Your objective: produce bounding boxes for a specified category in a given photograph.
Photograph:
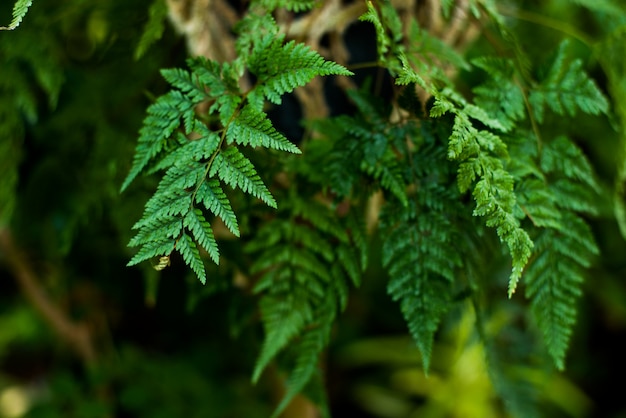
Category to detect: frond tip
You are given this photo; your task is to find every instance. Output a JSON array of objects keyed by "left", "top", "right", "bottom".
[{"left": 0, "top": 0, "right": 33, "bottom": 30}]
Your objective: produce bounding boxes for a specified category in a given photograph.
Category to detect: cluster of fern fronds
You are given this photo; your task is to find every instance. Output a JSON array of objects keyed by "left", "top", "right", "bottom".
[{"left": 122, "top": 0, "right": 618, "bottom": 416}]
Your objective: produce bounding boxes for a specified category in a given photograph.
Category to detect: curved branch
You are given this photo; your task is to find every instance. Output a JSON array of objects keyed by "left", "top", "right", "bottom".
[{"left": 0, "top": 229, "right": 97, "bottom": 365}]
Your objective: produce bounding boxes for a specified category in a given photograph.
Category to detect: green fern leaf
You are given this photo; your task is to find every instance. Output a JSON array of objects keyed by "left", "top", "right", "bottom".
[
  {"left": 0, "top": 0, "right": 33, "bottom": 30},
  {"left": 247, "top": 196, "right": 362, "bottom": 397},
  {"left": 258, "top": 0, "right": 319, "bottom": 12},
  {"left": 160, "top": 68, "right": 209, "bottom": 103},
  {"left": 381, "top": 190, "right": 462, "bottom": 372},
  {"left": 287, "top": 198, "right": 346, "bottom": 240},
  {"left": 234, "top": 13, "right": 279, "bottom": 58},
  {"left": 195, "top": 180, "right": 239, "bottom": 237},
  {"left": 525, "top": 213, "right": 598, "bottom": 369},
  {"left": 227, "top": 106, "right": 301, "bottom": 153},
  {"left": 149, "top": 126, "right": 220, "bottom": 174},
  {"left": 362, "top": 155, "right": 408, "bottom": 206},
  {"left": 176, "top": 233, "right": 208, "bottom": 284},
  {"left": 187, "top": 58, "right": 242, "bottom": 122},
  {"left": 437, "top": 106, "right": 533, "bottom": 296},
  {"left": 272, "top": 311, "right": 334, "bottom": 418},
  {"left": 471, "top": 57, "right": 525, "bottom": 132},
  {"left": 252, "top": 291, "right": 313, "bottom": 382},
  {"left": 209, "top": 147, "right": 277, "bottom": 208},
  {"left": 134, "top": 0, "right": 168, "bottom": 60},
  {"left": 248, "top": 35, "right": 352, "bottom": 105},
  {"left": 128, "top": 216, "right": 182, "bottom": 248},
  {"left": 183, "top": 208, "right": 219, "bottom": 265},
  {"left": 530, "top": 41, "right": 608, "bottom": 123},
  {"left": 121, "top": 90, "right": 199, "bottom": 191},
  {"left": 515, "top": 179, "right": 562, "bottom": 229},
  {"left": 360, "top": 1, "right": 392, "bottom": 59},
  {"left": 359, "top": 0, "right": 405, "bottom": 70},
  {"left": 512, "top": 135, "right": 601, "bottom": 369}
]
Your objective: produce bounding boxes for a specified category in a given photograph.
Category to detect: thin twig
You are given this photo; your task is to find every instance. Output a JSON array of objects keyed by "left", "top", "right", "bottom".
[{"left": 0, "top": 229, "right": 97, "bottom": 365}]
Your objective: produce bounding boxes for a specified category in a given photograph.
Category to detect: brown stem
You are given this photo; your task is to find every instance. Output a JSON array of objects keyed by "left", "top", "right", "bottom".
[{"left": 0, "top": 229, "right": 97, "bottom": 365}]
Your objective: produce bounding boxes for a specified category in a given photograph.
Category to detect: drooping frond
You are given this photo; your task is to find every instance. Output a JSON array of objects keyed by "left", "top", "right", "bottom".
[
  {"left": 513, "top": 136, "right": 601, "bottom": 369},
  {"left": 431, "top": 97, "right": 533, "bottom": 297},
  {"left": 380, "top": 157, "right": 464, "bottom": 371},
  {"left": 272, "top": 304, "right": 334, "bottom": 418},
  {"left": 246, "top": 196, "right": 363, "bottom": 413},
  {"left": 525, "top": 213, "right": 598, "bottom": 369},
  {"left": 0, "top": 0, "right": 33, "bottom": 30}
]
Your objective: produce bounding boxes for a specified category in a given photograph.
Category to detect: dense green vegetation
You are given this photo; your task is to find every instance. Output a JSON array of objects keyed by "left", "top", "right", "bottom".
[{"left": 1, "top": 0, "right": 626, "bottom": 417}]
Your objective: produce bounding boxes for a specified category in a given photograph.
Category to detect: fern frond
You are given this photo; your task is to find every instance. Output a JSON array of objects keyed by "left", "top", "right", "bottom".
[
  {"left": 246, "top": 196, "right": 362, "bottom": 407},
  {"left": 187, "top": 58, "right": 242, "bottom": 121},
  {"left": 128, "top": 148, "right": 241, "bottom": 280},
  {"left": 471, "top": 58, "right": 526, "bottom": 131},
  {"left": 439, "top": 107, "right": 533, "bottom": 296},
  {"left": 529, "top": 41, "right": 608, "bottom": 123},
  {"left": 227, "top": 106, "right": 301, "bottom": 153},
  {"left": 183, "top": 208, "right": 219, "bottom": 265},
  {"left": 258, "top": 0, "right": 319, "bottom": 12},
  {"left": 234, "top": 13, "right": 279, "bottom": 58},
  {"left": 406, "top": 20, "right": 470, "bottom": 86},
  {"left": 515, "top": 178, "right": 562, "bottom": 229},
  {"left": 209, "top": 147, "right": 277, "bottom": 208},
  {"left": 0, "top": 0, "right": 33, "bottom": 30},
  {"left": 134, "top": 0, "right": 168, "bottom": 60},
  {"left": 510, "top": 134, "right": 601, "bottom": 369},
  {"left": 364, "top": 160, "right": 408, "bottom": 206},
  {"left": 121, "top": 90, "right": 198, "bottom": 191},
  {"left": 381, "top": 199, "right": 460, "bottom": 372},
  {"left": 360, "top": 1, "right": 394, "bottom": 60},
  {"left": 525, "top": 213, "right": 598, "bottom": 369},
  {"left": 252, "top": 289, "right": 314, "bottom": 383},
  {"left": 540, "top": 136, "right": 599, "bottom": 189},
  {"left": 247, "top": 34, "right": 352, "bottom": 105},
  {"left": 359, "top": 0, "right": 406, "bottom": 67},
  {"left": 128, "top": 238, "right": 176, "bottom": 267},
  {"left": 176, "top": 233, "right": 208, "bottom": 284},
  {"left": 195, "top": 180, "right": 239, "bottom": 237},
  {"left": 290, "top": 197, "right": 349, "bottom": 241},
  {"left": 160, "top": 68, "right": 210, "bottom": 103},
  {"left": 272, "top": 307, "right": 334, "bottom": 418}
]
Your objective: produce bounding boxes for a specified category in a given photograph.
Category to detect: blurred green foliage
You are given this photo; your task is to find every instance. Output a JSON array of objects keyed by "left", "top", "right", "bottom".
[{"left": 0, "top": 0, "right": 625, "bottom": 417}]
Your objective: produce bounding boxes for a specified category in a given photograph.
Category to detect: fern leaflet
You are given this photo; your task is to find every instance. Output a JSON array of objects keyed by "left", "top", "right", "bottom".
[
  {"left": 247, "top": 33, "right": 352, "bottom": 106},
  {"left": 529, "top": 41, "right": 608, "bottom": 123},
  {"left": 134, "top": 0, "right": 168, "bottom": 60},
  {"left": 0, "top": 0, "right": 33, "bottom": 30}
]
